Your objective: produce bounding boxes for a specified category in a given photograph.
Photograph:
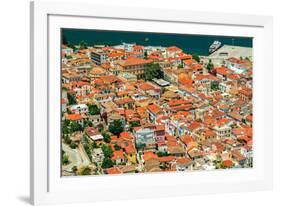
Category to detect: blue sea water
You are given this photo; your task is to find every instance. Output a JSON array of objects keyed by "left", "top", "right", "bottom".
[{"left": 62, "top": 28, "right": 252, "bottom": 56}]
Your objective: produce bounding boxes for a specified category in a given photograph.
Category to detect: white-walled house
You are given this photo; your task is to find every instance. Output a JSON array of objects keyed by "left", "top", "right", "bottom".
[{"left": 70, "top": 104, "right": 88, "bottom": 114}]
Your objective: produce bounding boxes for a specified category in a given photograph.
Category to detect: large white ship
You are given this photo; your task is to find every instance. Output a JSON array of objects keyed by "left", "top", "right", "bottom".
[{"left": 209, "top": 41, "right": 222, "bottom": 54}]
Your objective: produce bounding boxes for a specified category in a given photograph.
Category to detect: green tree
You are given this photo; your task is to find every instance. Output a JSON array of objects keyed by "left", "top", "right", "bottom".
[
  {"left": 144, "top": 63, "right": 164, "bottom": 81},
  {"left": 72, "top": 166, "right": 78, "bottom": 175},
  {"left": 211, "top": 81, "right": 219, "bottom": 91},
  {"left": 144, "top": 51, "right": 148, "bottom": 59},
  {"left": 129, "top": 121, "right": 140, "bottom": 131},
  {"left": 178, "top": 63, "right": 184, "bottom": 68},
  {"left": 63, "top": 134, "right": 71, "bottom": 145},
  {"left": 87, "top": 104, "right": 100, "bottom": 115},
  {"left": 83, "top": 143, "right": 92, "bottom": 160},
  {"left": 206, "top": 59, "right": 214, "bottom": 73},
  {"left": 70, "top": 141, "right": 78, "bottom": 149},
  {"left": 97, "top": 123, "right": 104, "bottom": 132},
  {"left": 114, "top": 144, "right": 121, "bottom": 151},
  {"left": 192, "top": 54, "right": 200, "bottom": 63},
  {"left": 62, "top": 153, "right": 69, "bottom": 165},
  {"left": 109, "top": 119, "right": 124, "bottom": 137},
  {"left": 79, "top": 40, "right": 88, "bottom": 50},
  {"left": 69, "top": 121, "right": 83, "bottom": 133},
  {"left": 92, "top": 141, "right": 98, "bottom": 149},
  {"left": 101, "top": 144, "right": 113, "bottom": 158},
  {"left": 101, "top": 158, "right": 114, "bottom": 169},
  {"left": 67, "top": 93, "right": 77, "bottom": 105},
  {"left": 85, "top": 120, "right": 93, "bottom": 127},
  {"left": 101, "top": 131, "right": 111, "bottom": 143},
  {"left": 79, "top": 166, "right": 91, "bottom": 175},
  {"left": 62, "top": 125, "right": 69, "bottom": 135},
  {"left": 156, "top": 151, "right": 169, "bottom": 157},
  {"left": 63, "top": 119, "right": 70, "bottom": 127}
]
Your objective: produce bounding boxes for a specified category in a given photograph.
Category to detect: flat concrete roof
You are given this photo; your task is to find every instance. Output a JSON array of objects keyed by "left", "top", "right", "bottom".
[{"left": 208, "top": 45, "right": 252, "bottom": 59}]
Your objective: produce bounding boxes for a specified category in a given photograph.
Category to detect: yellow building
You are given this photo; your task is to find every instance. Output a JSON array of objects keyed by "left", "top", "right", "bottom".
[{"left": 116, "top": 57, "right": 152, "bottom": 79}]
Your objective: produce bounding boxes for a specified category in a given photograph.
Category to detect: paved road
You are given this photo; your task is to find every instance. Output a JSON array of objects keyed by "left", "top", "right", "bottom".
[
  {"left": 62, "top": 143, "right": 82, "bottom": 172},
  {"left": 77, "top": 143, "right": 91, "bottom": 165}
]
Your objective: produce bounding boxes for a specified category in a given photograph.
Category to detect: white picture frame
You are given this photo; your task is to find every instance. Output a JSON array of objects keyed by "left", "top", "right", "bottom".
[{"left": 30, "top": 0, "right": 273, "bottom": 205}]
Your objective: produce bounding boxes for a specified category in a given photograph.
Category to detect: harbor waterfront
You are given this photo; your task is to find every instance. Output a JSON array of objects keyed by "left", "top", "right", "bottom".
[
  {"left": 61, "top": 29, "right": 253, "bottom": 176},
  {"left": 62, "top": 28, "right": 253, "bottom": 56}
]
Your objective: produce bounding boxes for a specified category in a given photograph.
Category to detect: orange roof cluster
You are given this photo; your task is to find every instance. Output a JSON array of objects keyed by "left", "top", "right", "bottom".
[
  {"left": 195, "top": 74, "right": 219, "bottom": 81},
  {"left": 143, "top": 151, "right": 158, "bottom": 161},
  {"left": 165, "top": 133, "right": 177, "bottom": 144},
  {"left": 178, "top": 53, "right": 192, "bottom": 60},
  {"left": 67, "top": 113, "right": 83, "bottom": 121},
  {"left": 118, "top": 57, "right": 152, "bottom": 67},
  {"left": 115, "top": 97, "right": 134, "bottom": 105},
  {"left": 112, "top": 150, "right": 124, "bottom": 160},
  {"left": 246, "top": 114, "right": 253, "bottom": 122},
  {"left": 158, "top": 156, "right": 175, "bottom": 162},
  {"left": 168, "top": 99, "right": 188, "bottom": 107},
  {"left": 108, "top": 52, "right": 124, "bottom": 58},
  {"left": 99, "top": 75, "right": 121, "bottom": 84},
  {"left": 178, "top": 73, "right": 193, "bottom": 87},
  {"left": 147, "top": 104, "right": 161, "bottom": 115},
  {"left": 180, "top": 135, "right": 194, "bottom": 145},
  {"left": 71, "top": 81, "right": 90, "bottom": 87},
  {"left": 215, "top": 66, "right": 233, "bottom": 76},
  {"left": 239, "top": 87, "right": 252, "bottom": 96},
  {"left": 227, "top": 57, "right": 251, "bottom": 65},
  {"left": 139, "top": 82, "right": 155, "bottom": 91},
  {"left": 143, "top": 151, "right": 175, "bottom": 162},
  {"left": 155, "top": 124, "right": 165, "bottom": 131},
  {"left": 133, "top": 45, "right": 144, "bottom": 50},
  {"left": 216, "top": 118, "right": 231, "bottom": 127},
  {"left": 187, "top": 121, "right": 201, "bottom": 131},
  {"left": 105, "top": 167, "right": 122, "bottom": 175},
  {"left": 122, "top": 141, "right": 136, "bottom": 154},
  {"left": 119, "top": 131, "right": 133, "bottom": 140},
  {"left": 204, "top": 129, "right": 215, "bottom": 137},
  {"left": 177, "top": 157, "right": 192, "bottom": 165},
  {"left": 222, "top": 160, "right": 233, "bottom": 168},
  {"left": 166, "top": 46, "right": 182, "bottom": 51}
]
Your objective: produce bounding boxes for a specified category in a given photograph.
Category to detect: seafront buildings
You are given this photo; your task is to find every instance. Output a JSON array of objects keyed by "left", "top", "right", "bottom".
[{"left": 61, "top": 42, "right": 253, "bottom": 176}]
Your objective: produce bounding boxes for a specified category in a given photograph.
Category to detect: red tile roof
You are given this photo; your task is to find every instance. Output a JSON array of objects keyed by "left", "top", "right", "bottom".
[
  {"left": 177, "top": 157, "right": 192, "bottom": 165},
  {"left": 158, "top": 156, "right": 175, "bottom": 162},
  {"left": 222, "top": 160, "right": 233, "bottom": 168},
  {"left": 139, "top": 82, "right": 155, "bottom": 91},
  {"left": 118, "top": 57, "right": 152, "bottom": 67},
  {"left": 108, "top": 52, "right": 124, "bottom": 58},
  {"left": 105, "top": 167, "right": 122, "bottom": 174},
  {"left": 67, "top": 114, "right": 83, "bottom": 121},
  {"left": 143, "top": 151, "right": 158, "bottom": 161},
  {"left": 187, "top": 121, "right": 201, "bottom": 131},
  {"left": 147, "top": 104, "right": 161, "bottom": 115},
  {"left": 166, "top": 46, "right": 182, "bottom": 51},
  {"left": 119, "top": 131, "right": 133, "bottom": 140},
  {"left": 112, "top": 151, "right": 124, "bottom": 160},
  {"left": 215, "top": 66, "right": 232, "bottom": 76},
  {"left": 180, "top": 135, "right": 195, "bottom": 145},
  {"left": 133, "top": 45, "right": 144, "bottom": 50}
]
